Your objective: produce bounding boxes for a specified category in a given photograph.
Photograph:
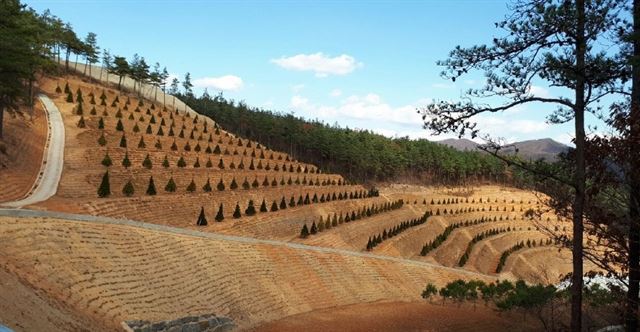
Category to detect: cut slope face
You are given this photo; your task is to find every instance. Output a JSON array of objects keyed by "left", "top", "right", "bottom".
[
  {"left": 0, "top": 102, "right": 47, "bottom": 202},
  {"left": 0, "top": 215, "right": 493, "bottom": 330}
]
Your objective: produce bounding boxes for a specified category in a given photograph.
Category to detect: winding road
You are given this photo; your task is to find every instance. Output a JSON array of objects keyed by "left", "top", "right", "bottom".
[{"left": 2, "top": 94, "right": 65, "bottom": 208}]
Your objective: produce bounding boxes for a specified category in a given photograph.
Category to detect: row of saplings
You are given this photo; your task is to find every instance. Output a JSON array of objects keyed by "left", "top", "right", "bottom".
[
  {"left": 99, "top": 145, "right": 317, "bottom": 175},
  {"left": 431, "top": 204, "right": 526, "bottom": 216},
  {"left": 428, "top": 197, "right": 533, "bottom": 205},
  {"left": 97, "top": 170, "right": 351, "bottom": 197},
  {"left": 193, "top": 189, "right": 381, "bottom": 225},
  {"left": 67, "top": 82, "right": 320, "bottom": 174},
  {"left": 421, "top": 278, "right": 621, "bottom": 331},
  {"left": 495, "top": 238, "right": 555, "bottom": 273},
  {"left": 299, "top": 199, "right": 402, "bottom": 238},
  {"left": 420, "top": 215, "right": 524, "bottom": 256},
  {"left": 366, "top": 210, "right": 431, "bottom": 250},
  {"left": 98, "top": 170, "right": 375, "bottom": 203}
]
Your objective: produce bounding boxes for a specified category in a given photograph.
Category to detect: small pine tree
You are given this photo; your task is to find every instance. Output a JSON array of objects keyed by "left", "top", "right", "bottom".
[
  {"left": 77, "top": 116, "right": 86, "bottom": 128},
  {"left": 55, "top": 83, "right": 62, "bottom": 93},
  {"left": 66, "top": 91, "right": 73, "bottom": 103},
  {"left": 98, "top": 117, "right": 105, "bottom": 129},
  {"left": 98, "top": 132, "right": 107, "bottom": 146},
  {"left": 116, "top": 119, "right": 124, "bottom": 131},
  {"left": 310, "top": 221, "right": 318, "bottom": 234},
  {"left": 122, "top": 180, "right": 135, "bottom": 197},
  {"left": 300, "top": 224, "right": 310, "bottom": 238},
  {"left": 177, "top": 156, "right": 187, "bottom": 168},
  {"left": 202, "top": 178, "right": 212, "bottom": 192},
  {"left": 270, "top": 201, "right": 279, "bottom": 212},
  {"left": 186, "top": 179, "right": 196, "bottom": 192},
  {"left": 162, "top": 155, "right": 170, "bottom": 168},
  {"left": 230, "top": 177, "right": 238, "bottom": 190},
  {"left": 196, "top": 207, "right": 207, "bottom": 226},
  {"left": 217, "top": 178, "right": 225, "bottom": 191},
  {"left": 122, "top": 152, "right": 132, "bottom": 168},
  {"left": 260, "top": 199, "right": 268, "bottom": 212},
  {"left": 146, "top": 176, "right": 157, "bottom": 195},
  {"left": 97, "top": 171, "right": 111, "bottom": 197},
  {"left": 215, "top": 203, "right": 224, "bottom": 222},
  {"left": 119, "top": 135, "right": 127, "bottom": 148},
  {"left": 233, "top": 203, "right": 242, "bottom": 218},
  {"left": 101, "top": 152, "right": 112, "bottom": 167},
  {"left": 165, "top": 177, "right": 177, "bottom": 192},
  {"left": 142, "top": 154, "right": 152, "bottom": 169},
  {"left": 245, "top": 200, "right": 257, "bottom": 216}
]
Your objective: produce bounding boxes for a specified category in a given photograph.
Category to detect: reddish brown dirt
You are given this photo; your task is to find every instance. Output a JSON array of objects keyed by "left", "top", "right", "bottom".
[
  {"left": 0, "top": 102, "right": 47, "bottom": 202},
  {"left": 250, "top": 301, "right": 542, "bottom": 332}
]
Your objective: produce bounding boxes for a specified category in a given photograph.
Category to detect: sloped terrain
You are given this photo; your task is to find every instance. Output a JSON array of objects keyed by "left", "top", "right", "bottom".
[
  {"left": 0, "top": 102, "right": 47, "bottom": 203},
  {"left": 0, "top": 215, "right": 493, "bottom": 330}
]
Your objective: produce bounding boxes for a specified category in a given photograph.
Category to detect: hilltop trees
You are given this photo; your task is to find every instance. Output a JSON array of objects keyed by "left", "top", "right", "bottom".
[
  {"left": 0, "top": 0, "right": 56, "bottom": 138},
  {"left": 83, "top": 32, "right": 99, "bottom": 77},
  {"left": 417, "top": 1, "right": 625, "bottom": 329}
]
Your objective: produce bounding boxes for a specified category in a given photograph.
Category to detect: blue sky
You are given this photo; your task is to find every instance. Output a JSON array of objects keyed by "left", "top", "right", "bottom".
[{"left": 26, "top": 0, "right": 607, "bottom": 145}]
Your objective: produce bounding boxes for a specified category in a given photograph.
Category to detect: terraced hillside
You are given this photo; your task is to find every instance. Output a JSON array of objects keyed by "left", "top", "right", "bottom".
[
  {"left": 32, "top": 75, "right": 379, "bottom": 241},
  {"left": 0, "top": 214, "right": 492, "bottom": 330},
  {"left": 0, "top": 70, "right": 587, "bottom": 331}
]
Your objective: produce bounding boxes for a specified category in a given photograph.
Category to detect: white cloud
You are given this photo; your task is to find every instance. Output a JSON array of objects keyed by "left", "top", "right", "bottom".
[
  {"left": 330, "top": 89, "right": 342, "bottom": 97},
  {"left": 289, "top": 93, "right": 422, "bottom": 126},
  {"left": 193, "top": 75, "right": 244, "bottom": 91},
  {"left": 271, "top": 52, "right": 363, "bottom": 77},
  {"left": 529, "top": 85, "right": 551, "bottom": 98},
  {"left": 291, "top": 84, "right": 305, "bottom": 93}
]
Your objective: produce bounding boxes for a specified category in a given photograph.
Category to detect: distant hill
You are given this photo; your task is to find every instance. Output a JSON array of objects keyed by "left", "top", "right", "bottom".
[{"left": 436, "top": 138, "right": 570, "bottom": 161}]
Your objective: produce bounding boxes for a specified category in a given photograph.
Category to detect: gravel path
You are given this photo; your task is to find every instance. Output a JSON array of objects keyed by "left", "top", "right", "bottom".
[{"left": 2, "top": 95, "right": 65, "bottom": 208}]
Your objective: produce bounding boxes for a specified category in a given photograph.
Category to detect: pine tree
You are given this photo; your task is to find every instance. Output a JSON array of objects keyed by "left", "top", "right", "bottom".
[
  {"left": 245, "top": 200, "right": 257, "bottom": 216},
  {"left": 97, "top": 171, "right": 111, "bottom": 197},
  {"left": 177, "top": 156, "right": 187, "bottom": 168},
  {"left": 146, "top": 176, "right": 157, "bottom": 195},
  {"left": 116, "top": 119, "right": 124, "bottom": 131},
  {"left": 119, "top": 134, "right": 127, "bottom": 148},
  {"left": 122, "top": 180, "right": 135, "bottom": 197},
  {"left": 310, "top": 222, "right": 318, "bottom": 234},
  {"left": 98, "top": 132, "right": 107, "bottom": 146},
  {"left": 122, "top": 151, "right": 132, "bottom": 168},
  {"left": 217, "top": 178, "right": 225, "bottom": 191},
  {"left": 186, "top": 179, "right": 196, "bottom": 192},
  {"left": 270, "top": 201, "right": 279, "bottom": 212},
  {"left": 101, "top": 152, "right": 112, "bottom": 167},
  {"left": 260, "top": 199, "right": 268, "bottom": 212},
  {"left": 300, "top": 224, "right": 310, "bottom": 238},
  {"left": 233, "top": 203, "right": 242, "bottom": 218},
  {"left": 202, "top": 178, "right": 212, "bottom": 192},
  {"left": 196, "top": 207, "right": 207, "bottom": 226},
  {"left": 215, "top": 203, "right": 224, "bottom": 222},
  {"left": 165, "top": 177, "right": 177, "bottom": 192},
  {"left": 230, "top": 178, "right": 238, "bottom": 190}
]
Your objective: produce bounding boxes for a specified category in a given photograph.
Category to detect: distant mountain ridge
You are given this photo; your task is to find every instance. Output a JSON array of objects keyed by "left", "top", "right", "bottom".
[{"left": 435, "top": 138, "right": 570, "bottom": 161}]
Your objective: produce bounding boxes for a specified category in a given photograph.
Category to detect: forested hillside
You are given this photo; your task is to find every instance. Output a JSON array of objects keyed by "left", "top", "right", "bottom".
[{"left": 180, "top": 94, "right": 507, "bottom": 184}]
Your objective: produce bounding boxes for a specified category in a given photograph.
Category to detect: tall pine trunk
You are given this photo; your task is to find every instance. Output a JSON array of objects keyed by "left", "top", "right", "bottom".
[
  {"left": 627, "top": 0, "right": 640, "bottom": 330},
  {"left": 571, "top": 0, "right": 586, "bottom": 330}
]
